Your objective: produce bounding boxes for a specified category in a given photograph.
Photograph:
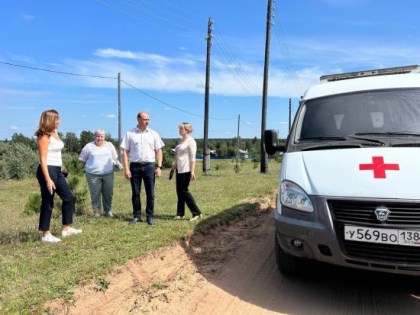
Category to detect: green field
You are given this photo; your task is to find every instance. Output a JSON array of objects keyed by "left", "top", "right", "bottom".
[{"left": 0, "top": 160, "right": 280, "bottom": 314}]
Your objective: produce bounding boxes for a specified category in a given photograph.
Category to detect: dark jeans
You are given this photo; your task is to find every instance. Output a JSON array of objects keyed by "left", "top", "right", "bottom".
[
  {"left": 176, "top": 171, "right": 201, "bottom": 217},
  {"left": 36, "top": 165, "right": 74, "bottom": 231},
  {"left": 130, "top": 163, "right": 155, "bottom": 218}
]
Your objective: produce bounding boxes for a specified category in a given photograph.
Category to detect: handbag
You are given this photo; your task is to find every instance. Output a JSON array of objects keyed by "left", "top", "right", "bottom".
[{"left": 113, "top": 160, "right": 123, "bottom": 171}]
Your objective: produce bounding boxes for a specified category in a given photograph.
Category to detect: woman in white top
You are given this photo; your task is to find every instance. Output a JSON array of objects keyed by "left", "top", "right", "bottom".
[
  {"left": 35, "top": 109, "right": 82, "bottom": 243},
  {"left": 170, "top": 122, "right": 202, "bottom": 221},
  {"left": 79, "top": 129, "right": 118, "bottom": 218}
]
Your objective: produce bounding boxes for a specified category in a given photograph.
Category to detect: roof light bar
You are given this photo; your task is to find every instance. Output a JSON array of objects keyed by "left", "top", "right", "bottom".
[{"left": 320, "top": 65, "right": 420, "bottom": 82}]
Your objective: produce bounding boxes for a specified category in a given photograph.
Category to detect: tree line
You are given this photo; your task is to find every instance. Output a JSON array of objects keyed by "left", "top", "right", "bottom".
[
  {"left": 4, "top": 132, "right": 264, "bottom": 156},
  {"left": 1, "top": 132, "right": 274, "bottom": 180}
]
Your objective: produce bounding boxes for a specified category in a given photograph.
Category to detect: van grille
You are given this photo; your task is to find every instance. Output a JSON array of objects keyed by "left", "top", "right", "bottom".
[
  {"left": 329, "top": 200, "right": 420, "bottom": 264},
  {"left": 344, "top": 241, "right": 420, "bottom": 263},
  {"left": 329, "top": 200, "right": 420, "bottom": 226}
]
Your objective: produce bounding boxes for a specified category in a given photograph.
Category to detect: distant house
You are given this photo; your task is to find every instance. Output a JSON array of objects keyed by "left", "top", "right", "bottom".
[{"left": 238, "top": 149, "right": 248, "bottom": 159}]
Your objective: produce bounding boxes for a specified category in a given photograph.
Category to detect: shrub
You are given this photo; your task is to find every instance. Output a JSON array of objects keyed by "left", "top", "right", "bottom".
[
  {"left": 0, "top": 142, "right": 38, "bottom": 180},
  {"left": 63, "top": 153, "right": 85, "bottom": 176},
  {"left": 233, "top": 162, "right": 242, "bottom": 173},
  {"left": 67, "top": 175, "right": 88, "bottom": 215},
  {"left": 24, "top": 193, "right": 42, "bottom": 215},
  {"left": 162, "top": 155, "right": 174, "bottom": 169}
]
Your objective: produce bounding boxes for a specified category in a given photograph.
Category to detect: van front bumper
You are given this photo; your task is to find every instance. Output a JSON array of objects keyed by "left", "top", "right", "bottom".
[{"left": 276, "top": 196, "right": 420, "bottom": 275}]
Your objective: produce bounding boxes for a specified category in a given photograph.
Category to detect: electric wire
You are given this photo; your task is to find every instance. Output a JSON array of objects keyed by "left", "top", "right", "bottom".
[
  {"left": 96, "top": 0, "right": 199, "bottom": 41},
  {"left": 0, "top": 61, "right": 116, "bottom": 79},
  {"left": 120, "top": 79, "right": 236, "bottom": 121},
  {"left": 272, "top": 4, "right": 305, "bottom": 95},
  {"left": 0, "top": 60, "right": 236, "bottom": 121},
  {"left": 115, "top": 0, "right": 200, "bottom": 34},
  {"left": 240, "top": 118, "right": 260, "bottom": 133}
]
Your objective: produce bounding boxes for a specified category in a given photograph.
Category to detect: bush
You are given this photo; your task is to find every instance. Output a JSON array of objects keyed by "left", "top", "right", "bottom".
[
  {"left": 67, "top": 175, "right": 88, "bottom": 215},
  {"left": 0, "top": 142, "right": 38, "bottom": 179},
  {"left": 233, "top": 162, "right": 242, "bottom": 173},
  {"left": 63, "top": 153, "right": 85, "bottom": 176},
  {"left": 24, "top": 193, "right": 42, "bottom": 215},
  {"left": 24, "top": 176, "right": 88, "bottom": 216}
]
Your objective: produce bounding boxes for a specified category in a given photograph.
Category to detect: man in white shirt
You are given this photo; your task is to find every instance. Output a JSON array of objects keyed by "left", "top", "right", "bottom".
[{"left": 120, "top": 111, "right": 165, "bottom": 226}]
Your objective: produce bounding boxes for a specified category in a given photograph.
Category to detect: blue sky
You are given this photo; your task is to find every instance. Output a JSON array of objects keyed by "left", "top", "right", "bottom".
[{"left": 1, "top": 0, "right": 420, "bottom": 140}]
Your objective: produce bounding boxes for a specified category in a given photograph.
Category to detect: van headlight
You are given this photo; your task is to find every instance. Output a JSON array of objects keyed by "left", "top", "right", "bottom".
[{"left": 280, "top": 181, "right": 314, "bottom": 213}]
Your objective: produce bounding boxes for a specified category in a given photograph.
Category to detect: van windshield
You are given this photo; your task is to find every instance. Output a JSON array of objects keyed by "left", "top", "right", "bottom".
[{"left": 297, "top": 88, "right": 420, "bottom": 140}]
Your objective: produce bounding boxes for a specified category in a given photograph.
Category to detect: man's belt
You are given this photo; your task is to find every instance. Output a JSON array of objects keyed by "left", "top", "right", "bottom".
[{"left": 131, "top": 162, "right": 154, "bottom": 166}]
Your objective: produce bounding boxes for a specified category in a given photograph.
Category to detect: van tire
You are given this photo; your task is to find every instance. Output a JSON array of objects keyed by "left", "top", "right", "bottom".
[{"left": 275, "top": 234, "right": 298, "bottom": 275}]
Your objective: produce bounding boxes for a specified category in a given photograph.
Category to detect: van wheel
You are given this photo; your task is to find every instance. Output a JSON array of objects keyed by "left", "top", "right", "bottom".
[{"left": 275, "top": 234, "right": 298, "bottom": 275}]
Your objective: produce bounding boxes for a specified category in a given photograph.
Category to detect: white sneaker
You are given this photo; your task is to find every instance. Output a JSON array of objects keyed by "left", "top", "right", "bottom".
[
  {"left": 62, "top": 228, "right": 83, "bottom": 237},
  {"left": 42, "top": 233, "right": 61, "bottom": 243},
  {"left": 189, "top": 214, "right": 202, "bottom": 222},
  {"left": 173, "top": 216, "right": 185, "bottom": 220}
]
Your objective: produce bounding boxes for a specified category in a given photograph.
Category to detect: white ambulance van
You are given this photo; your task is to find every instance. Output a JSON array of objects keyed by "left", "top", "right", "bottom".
[{"left": 265, "top": 65, "right": 420, "bottom": 275}]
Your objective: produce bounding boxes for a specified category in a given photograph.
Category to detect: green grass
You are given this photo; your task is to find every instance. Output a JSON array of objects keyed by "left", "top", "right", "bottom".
[{"left": 0, "top": 160, "right": 280, "bottom": 314}]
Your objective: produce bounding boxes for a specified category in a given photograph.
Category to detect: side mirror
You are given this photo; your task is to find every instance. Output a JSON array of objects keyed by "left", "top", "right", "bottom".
[{"left": 264, "top": 130, "right": 285, "bottom": 155}]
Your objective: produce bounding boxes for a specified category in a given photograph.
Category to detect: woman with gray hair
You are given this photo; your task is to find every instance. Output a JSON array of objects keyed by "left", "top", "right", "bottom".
[{"left": 79, "top": 129, "right": 119, "bottom": 217}]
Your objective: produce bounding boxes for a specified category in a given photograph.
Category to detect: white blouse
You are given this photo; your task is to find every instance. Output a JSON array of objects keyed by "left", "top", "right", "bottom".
[
  {"left": 175, "top": 137, "right": 196, "bottom": 174},
  {"left": 46, "top": 136, "right": 64, "bottom": 167},
  {"left": 79, "top": 142, "right": 118, "bottom": 175}
]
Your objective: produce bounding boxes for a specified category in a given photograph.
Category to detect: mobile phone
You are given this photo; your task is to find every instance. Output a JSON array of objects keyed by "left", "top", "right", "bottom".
[{"left": 62, "top": 171, "right": 68, "bottom": 178}]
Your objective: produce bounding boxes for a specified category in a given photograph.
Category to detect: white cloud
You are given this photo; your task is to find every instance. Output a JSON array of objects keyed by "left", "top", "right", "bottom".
[
  {"left": 179, "top": 47, "right": 186, "bottom": 51},
  {"left": 94, "top": 48, "right": 195, "bottom": 66},
  {"left": 106, "top": 114, "right": 116, "bottom": 119},
  {"left": 0, "top": 89, "right": 52, "bottom": 96},
  {"left": 21, "top": 13, "right": 35, "bottom": 20},
  {"left": 164, "top": 106, "right": 171, "bottom": 110},
  {"left": 0, "top": 106, "right": 35, "bottom": 110},
  {"left": 10, "top": 125, "right": 18, "bottom": 130}
]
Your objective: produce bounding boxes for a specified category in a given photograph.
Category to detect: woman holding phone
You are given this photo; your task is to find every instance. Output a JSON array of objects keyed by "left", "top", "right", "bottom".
[
  {"left": 170, "top": 122, "right": 202, "bottom": 221},
  {"left": 35, "top": 109, "right": 82, "bottom": 243}
]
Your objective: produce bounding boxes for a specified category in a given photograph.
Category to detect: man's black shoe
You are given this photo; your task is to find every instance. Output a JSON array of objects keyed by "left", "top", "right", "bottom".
[
  {"left": 146, "top": 217, "right": 155, "bottom": 226},
  {"left": 129, "top": 217, "right": 143, "bottom": 225}
]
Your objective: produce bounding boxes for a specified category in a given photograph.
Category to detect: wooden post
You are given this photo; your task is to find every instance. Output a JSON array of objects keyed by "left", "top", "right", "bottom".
[
  {"left": 118, "top": 72, "right": 122, "bottom": 161},
  {"left": 203, "top": 17, "right": 213, "bottom": 174},
  {"left": 260, "top": 0, "right": 273, "bottom": 174}
]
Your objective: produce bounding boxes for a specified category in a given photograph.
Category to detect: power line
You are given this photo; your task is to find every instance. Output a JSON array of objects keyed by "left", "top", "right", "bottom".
[
  {"left": 272, "top": 4, "right": 305, "bottom": 95},
  {"left": 120, "top": 79, "right": 236, "bottom": 121},
  {"left": 115, "top": 0, "right": 200, "bottom": 34},
  {"left": 0, "top": 61, "right": 116, "bottom": 79},
  {"left": 240, "top": 118, "right": 260, "bottom": 133},
  {"left": 96, "top": 0, "right": 199, "bottom": 41},
  {"left": 0, "top": 60, "right": 236, "bottom": 121}
]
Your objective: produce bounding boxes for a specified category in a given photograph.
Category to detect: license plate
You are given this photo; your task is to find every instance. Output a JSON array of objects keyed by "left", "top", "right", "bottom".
[{"left": 344, "top": 225, "right": 420, "bottom": 247}]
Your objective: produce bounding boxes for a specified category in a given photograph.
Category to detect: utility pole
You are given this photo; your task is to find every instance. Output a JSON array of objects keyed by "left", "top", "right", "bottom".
[
  {"left": 235, "top": 114, "right": 241, "bottom": 169},
  {"left": 288, "top": 98, "right": 292, "bottom": 132},
  {"left": 260, "top": 0, "right": 273, "bottom": 174},
  {"left": 203, "top": 17, "right": 213, "bottom": 174},
  {"left": 118, "top": 72, "right": 122, "bottom": 161}
]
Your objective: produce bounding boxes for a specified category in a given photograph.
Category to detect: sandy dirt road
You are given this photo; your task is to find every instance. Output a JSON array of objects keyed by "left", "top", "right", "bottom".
[{"left": 48, "top": 199, "right": 420, "bottom": 315}]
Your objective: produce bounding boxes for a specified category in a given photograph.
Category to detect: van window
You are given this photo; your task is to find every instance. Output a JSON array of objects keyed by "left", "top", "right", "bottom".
[{"left": 298, "top": 89, "right": 420, "bottom": 139}]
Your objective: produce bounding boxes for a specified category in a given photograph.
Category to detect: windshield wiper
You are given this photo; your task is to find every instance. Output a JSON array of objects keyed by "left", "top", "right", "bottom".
[
  {"left": 355, "top": 132, "right": 420, "bottom": 137},
  {"left": 347, "top": 135, "right": 385, "bottom": 146},
  {"left": 299, "top": 136, "right": 348, "bottom": 141},
  {"left": 300, "top": 135, "right": 384, "bottom": 145}
]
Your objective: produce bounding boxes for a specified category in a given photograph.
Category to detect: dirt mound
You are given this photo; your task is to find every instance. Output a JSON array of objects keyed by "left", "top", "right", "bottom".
[{"left": 46, "top": 198, "right": 276, "bottom": 315}]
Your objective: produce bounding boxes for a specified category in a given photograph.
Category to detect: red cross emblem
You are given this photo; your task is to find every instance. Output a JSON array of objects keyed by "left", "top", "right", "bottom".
[{"left": 359, "top": 156, "right": 400, "bottom": 179}]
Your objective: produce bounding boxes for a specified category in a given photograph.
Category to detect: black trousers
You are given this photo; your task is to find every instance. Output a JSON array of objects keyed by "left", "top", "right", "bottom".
[
  {"left": 37, "top": 165, "right": 74, "bottom": 231},
  {"left": 176, "top": 171, "right": 201, "bottom": 217},
  {"left": 130, "top": 163, "right": 155, "bottom": 218}
]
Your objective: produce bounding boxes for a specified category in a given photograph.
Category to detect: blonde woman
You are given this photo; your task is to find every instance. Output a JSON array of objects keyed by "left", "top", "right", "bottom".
[
  {"left": 35, "top": 109, "right": 82, "bottom": 243},
  {"left": 171, "top": 122, "right": 202, "bottom": 221}
]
